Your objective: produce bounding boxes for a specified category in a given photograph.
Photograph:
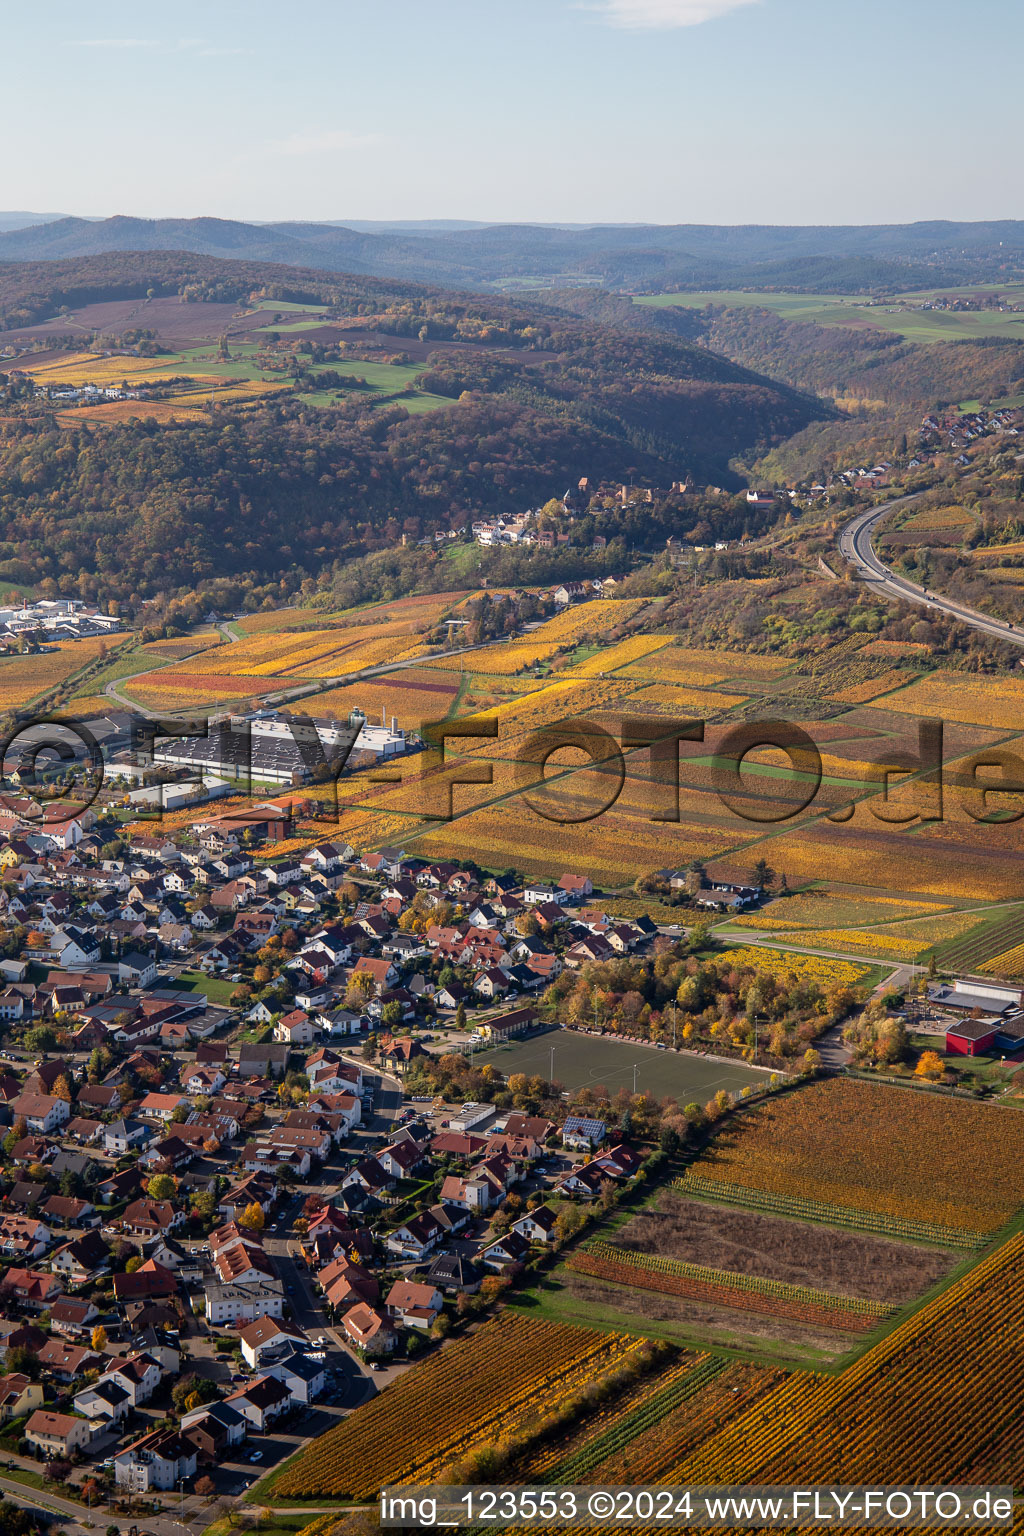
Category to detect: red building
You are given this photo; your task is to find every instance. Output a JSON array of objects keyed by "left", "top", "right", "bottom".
[{"left": 945, "top": 1018, "right": 1000, "bottom": 1057}]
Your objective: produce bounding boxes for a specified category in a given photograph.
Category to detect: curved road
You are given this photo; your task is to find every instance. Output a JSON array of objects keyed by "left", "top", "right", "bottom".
[{"left": 839, "top": 494, "right": 1024, "bottom": 650}]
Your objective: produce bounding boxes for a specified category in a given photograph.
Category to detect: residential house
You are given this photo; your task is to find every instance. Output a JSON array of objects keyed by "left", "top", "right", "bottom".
[
  {"left": 385, "top": 1210, "right": 444, "bottom": 1262},
  {"left": 203, "top": 1279, "right": 284, "bottom": 1326},
  {"left": 0, "top": 1373, "right": 43, "bottom": 1425},
  {"left": 36, "top": 1339, "right": 104, "bottom": 1381},
  {"left": 179, "top": 1400, "right": 247, "bottom": 1462},
  {"left": 224, "top": 1372, "right": 292, "bottom": 1432},
  {"left": 25, "top": 1409, "right": 95, "bottom": 1458},
  {"left": 8, "top": 1093, "right": 69, "bottom": 1135},
  {"left": 512, "top": 1204, "right": 558, "bottom": 1244},
  {"left": 115, "top": 1428, "right": 197, "bottom": 1491},
  {"left": 342, "top": 1303, "right": 396, "bottom": 1356},
  {"left": 274, "top": 1009, "right": 316, "bottom": 1046},
  {"left": 261, "top": 1345, "right": 326, "bottom": 1404},
  {"left": 481, "top": 1230, "right": 532, "bottom": 1270},
  {"left": 385, "top": 1279, "right": 443, "bottom": 1330},
  {"left": 238, "top": 1316, "right": 308, "bottom": 1371},
  {"left": 561, "top": 1115, "right": 607, "bottom": 1150}
]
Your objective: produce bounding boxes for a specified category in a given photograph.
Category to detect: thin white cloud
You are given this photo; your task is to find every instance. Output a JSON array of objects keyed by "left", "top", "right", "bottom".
[
  {"left": 592, "top": 0, "right": 759, "bottom": 27},
  {"left": 270, "top": 129, "right": 384, "bottom": 156}
]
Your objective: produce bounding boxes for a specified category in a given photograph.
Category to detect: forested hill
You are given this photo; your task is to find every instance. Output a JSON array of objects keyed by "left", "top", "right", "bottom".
[
  {"left": 1, "top": 215, "right": 1022, "bottom": 291},
  {"left": 0, "top": 250, "right": 428, "bottom": 332},
  {"left": 549, "top": 288, "right": 1024, "bottom": 411},
  {"left": 0, "top": 253, "right": 827, "bottom": 609}
]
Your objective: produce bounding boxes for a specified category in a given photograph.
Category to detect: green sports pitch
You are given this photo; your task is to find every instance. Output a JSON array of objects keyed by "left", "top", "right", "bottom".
[{"left": 471, "top": 1027, "right": 764, "bottom": 1101}]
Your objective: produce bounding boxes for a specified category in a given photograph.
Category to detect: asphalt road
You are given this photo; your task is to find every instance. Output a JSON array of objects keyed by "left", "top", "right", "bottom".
[
  {"left": 838, "top": 494, "right": 1024, "bottom": 649},
  {"left": 0, "top": 1472, "right": 207, "bottom": 1536}
]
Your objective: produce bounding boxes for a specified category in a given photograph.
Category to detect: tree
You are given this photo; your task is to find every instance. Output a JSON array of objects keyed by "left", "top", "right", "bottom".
[
  {"left": 916, "top": 1049, "right": 945, "bottom": 1081},
  {"left": 91, "top": 1325, "right": 107, "bottom": 1352},
  {"left": 240, "top": 1201, "right": 265, "bottom": 1232},
  {"left": 752, "top": 858, "right": 775, "bottom": 891},
  {"left": 800, "top": 1048, "right": 821, "bottom": 1074},
  {"left": 191, "top": 1190, "right": 217, "bottom": 1221},
  {"left": 52, "top": 1073, "right": 73, "bottom": 1103},
  {"left": 196, "top": 1475, "right": 216, "bottom": 1496},
  {"left": 554, "top": 1204, "right": 585, "bottom": 1243},
  {"left": 146, "top": 1172, "right": 176, "bottom": 1200},
  {"left": 6, "top": 1345, "right": 40, "bottom": 1379},
  {"left": 125, "top": 1255, "right": 143, "bottom": 1274},
  {"left": 454, "top": 1000, "right": 467, "bottom": 1031},
  {"left": 87, "top": 1045, "right": 111, "bottom": 1083}
]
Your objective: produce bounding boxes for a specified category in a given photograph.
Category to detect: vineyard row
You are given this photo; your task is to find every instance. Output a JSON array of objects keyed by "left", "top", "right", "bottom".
[{"left": 674, "top": 1174, "right": 983, "bottom": 1249}]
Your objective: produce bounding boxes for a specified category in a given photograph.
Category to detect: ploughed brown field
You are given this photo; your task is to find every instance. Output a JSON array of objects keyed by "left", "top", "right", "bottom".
[{"left": 610, "top": 1192, "right": 959, "bottom": 1303}]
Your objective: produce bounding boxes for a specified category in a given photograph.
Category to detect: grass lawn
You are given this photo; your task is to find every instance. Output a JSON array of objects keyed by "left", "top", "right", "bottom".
[
  {"left": 175, "top": 970, "right": 238, "bottom": 1004},
  {"left": 472, "top": 1028, "right": 764, "bottom": 1100},
  {"left": 204, "top": 1514, "right": 311, "bottom": 1536}
]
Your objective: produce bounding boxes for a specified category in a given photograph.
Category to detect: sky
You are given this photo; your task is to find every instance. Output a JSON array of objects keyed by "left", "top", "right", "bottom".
[{"left": 4, "top": 0, "right": 1022, "bottom": 226}]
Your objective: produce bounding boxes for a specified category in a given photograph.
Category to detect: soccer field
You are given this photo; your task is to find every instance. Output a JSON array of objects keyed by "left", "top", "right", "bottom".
[{"left": 472, "top": 1029, "right": 764, "bottom": 1101}]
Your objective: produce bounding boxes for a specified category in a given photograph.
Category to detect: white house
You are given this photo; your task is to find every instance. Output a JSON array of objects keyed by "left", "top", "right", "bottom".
[
  {"left": 238, "top": 1315, "right": 308, "bottom": 1371},
  {"left": 119, "top": 953, "right": 158, "bottom": 987},
  {"left": 203, "top": 1279, "right": 285, "bottom": 1326},
  {"left": 115, "top": 1428, "right": 197, "bottom": 1492}
]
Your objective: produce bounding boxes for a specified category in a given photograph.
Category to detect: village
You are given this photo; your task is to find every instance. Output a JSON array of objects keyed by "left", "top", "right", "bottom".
[
  {"left": 0, "top": 748, "right": 1012, "bottom": 1521},
  {"left": 0, "top": 778, "right": 687, "bottom": 1520}
]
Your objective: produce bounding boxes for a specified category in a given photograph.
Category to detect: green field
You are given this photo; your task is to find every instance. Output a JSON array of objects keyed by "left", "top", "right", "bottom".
[
  {"left": 636, "top": 291, "right": 1024, "bottom": 344},
  {"left": 472, "top": 1028, "right": 763, "bottom": 1100},
  {"left": 252, "top": 299, "right": 330, "bottom": 314},
  {"left": 958, "top": 392, "right": 1024, "bottom": 414},
  {"left": 152, "top": 339, "right": 450, "bottom": 413}
]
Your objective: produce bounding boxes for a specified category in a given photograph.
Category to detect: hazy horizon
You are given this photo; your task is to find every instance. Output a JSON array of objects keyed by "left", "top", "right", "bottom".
[{"left": 5, "top": 0, "right": 1022, "bottom": 227}]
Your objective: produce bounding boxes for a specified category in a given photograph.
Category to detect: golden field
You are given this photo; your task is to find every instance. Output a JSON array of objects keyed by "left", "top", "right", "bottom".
[
  {"left": 57, "top": 399, "right": 209, "bottom": 426},
  {"left": 620, "top": 644, "right": 794, "bottom": 683},
  {"left": 298, "top": 672, "right": 460, "bottom": 728},
  {"left": 566, "top": 635, "right": 673, "bottom": 675},
  {"left": 233, "top": 591, "right": 462, "bottom": 637},
  {"left": 827, "top": 669, "right": 915, "bottom": 704},
  {"left": 13, "top": 351, "right": 211, "bottom": 387},
  {"left": 0, "top": 635, "right": 128, "bottom": 712},
  {"left": 718, "top": 946, "right": 869, "bottom": 990},
  {"left": 686, "top": 1077, "right": 1024, "bottom": 1234},
  {"left": 526, "top": 598, "right": 654, "bottom": 644},
  {"left": 881, "top": 670, "right": 1024, "bottom": 729},
  {"left": 901, "top": 504, "right": 976, "bottom": 530},
  {"left": 615, "top": 682, "right": 749, "bottom": 714},
  {"left": 425, "top": 639, "right": 565, "bottom": 674}
]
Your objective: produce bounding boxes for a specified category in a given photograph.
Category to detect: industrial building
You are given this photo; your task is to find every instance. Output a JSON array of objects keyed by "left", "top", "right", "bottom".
[{"left": 147, "top": 709, "right": 409, "bottom": 788}]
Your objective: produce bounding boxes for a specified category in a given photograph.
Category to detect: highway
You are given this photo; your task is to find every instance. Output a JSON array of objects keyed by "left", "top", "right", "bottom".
[{"left": 838, "top": 494, "right": 1024, "bottom": 650}]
